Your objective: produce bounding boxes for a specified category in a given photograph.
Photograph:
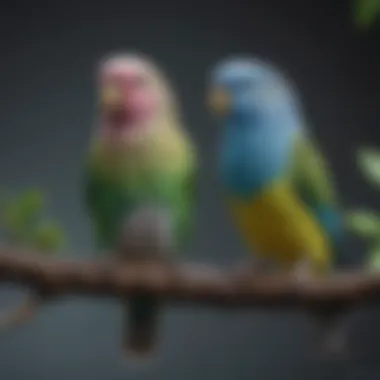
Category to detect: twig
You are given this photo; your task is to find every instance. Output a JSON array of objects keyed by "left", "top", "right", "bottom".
[
  {"left": 0, "top": 293, "right": 41, "bottom": 329},
  {"left": 0, "top": 243, "right": 48, "bottom": 330}
]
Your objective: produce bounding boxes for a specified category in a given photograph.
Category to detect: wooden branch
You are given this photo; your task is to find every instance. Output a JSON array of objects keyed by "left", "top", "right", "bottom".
[{"left": 0, "top": 246, "right": 378, "bottom": 311}]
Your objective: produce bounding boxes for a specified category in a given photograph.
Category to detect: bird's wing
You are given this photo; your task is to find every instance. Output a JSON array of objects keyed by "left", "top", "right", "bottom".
[
  {"left": 175, "top": 149, "right": 198, "bottom": 248},
  {"left": 84, "top": 160, "right": 132, "bottom": 250},
  {"left": 290, "top": 131, "right": 337, "bottom": 205},
  {"left": 289, "top": 130, "right": 342, "bottom": 244}
]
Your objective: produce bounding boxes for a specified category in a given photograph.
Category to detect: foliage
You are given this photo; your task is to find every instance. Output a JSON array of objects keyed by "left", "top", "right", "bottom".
[
  {"left": 346, "top": 148, "right": 380, "bottom": 270},
  {"left": 0, "top": 188, "right": 66, "bottom": 254},
  {"left": 346, "top": 210, "right": 380, "bottom": 238},
  {"left": 353, "top": 0, "right": 380, "bottom": 30},
  {"left": 367, "top": 242, "right": 380, "bottom": 269},
  {"left": 349, "top": 0, "right": 380, "bottom": 267}
]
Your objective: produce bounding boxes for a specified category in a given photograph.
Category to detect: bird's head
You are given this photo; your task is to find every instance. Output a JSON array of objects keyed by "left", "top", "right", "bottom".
[
  {"left": 97, "top": 53, "right": 174, "bottom": 142},
  {"left": 207, "top": 57, "right": 298, "bottom": 125}
]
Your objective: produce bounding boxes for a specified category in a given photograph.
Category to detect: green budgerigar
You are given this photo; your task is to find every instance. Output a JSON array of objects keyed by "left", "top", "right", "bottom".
[{"left": 84, "top": 53, "right": 197, "bottom": 357}]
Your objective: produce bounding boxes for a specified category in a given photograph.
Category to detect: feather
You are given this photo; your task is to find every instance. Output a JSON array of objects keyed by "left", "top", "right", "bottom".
[{"left": 289, "top": 131, "right": 343, "bottom": 247}]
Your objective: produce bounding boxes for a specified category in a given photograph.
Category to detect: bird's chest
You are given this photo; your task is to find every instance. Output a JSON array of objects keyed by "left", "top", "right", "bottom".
[
  {"left": 94, "top": 145, "right": 172, "bottom": 210},
  {"left": 219, "top": 127, "right": 292, "bottom": 197},
  {"left": 228, "top": 182, "right": 330, "bottom": 265}
]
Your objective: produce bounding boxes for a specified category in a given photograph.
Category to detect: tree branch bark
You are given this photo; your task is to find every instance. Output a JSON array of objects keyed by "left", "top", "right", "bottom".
[
  {"left": 0, "top": 246, "right": 376, "bottom": 357},
  {"left": 0, "top": 246, "right": 377, "bottom": 310}
]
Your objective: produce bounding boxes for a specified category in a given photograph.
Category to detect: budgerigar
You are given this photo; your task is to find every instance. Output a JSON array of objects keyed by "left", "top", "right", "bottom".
[
  {"left": 207, "top": 57, "right": 345, "bottom": 354},
  {"left": 84, "top": 53, "right": 197, "bottom": 357}
]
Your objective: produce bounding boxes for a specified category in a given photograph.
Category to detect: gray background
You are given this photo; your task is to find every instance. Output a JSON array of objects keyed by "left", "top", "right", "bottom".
[{"left": 0, "top": 0, "right": 379, "bottom": 379}]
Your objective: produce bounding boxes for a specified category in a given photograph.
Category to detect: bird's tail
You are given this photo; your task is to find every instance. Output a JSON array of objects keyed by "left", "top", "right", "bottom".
[
  {"left": 123, "top": 295, "right": 160, "bottom": 358},
  {"left": 310, "top": 308, "right": 348, "bottom": 358}
]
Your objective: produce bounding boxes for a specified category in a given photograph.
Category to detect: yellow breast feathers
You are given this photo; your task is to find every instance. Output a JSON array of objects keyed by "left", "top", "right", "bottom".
[
  {"left": 90, "top": 125, "right": 194, "bottom": 180},
  {"left": 228, "top": 180, "right": 332, "bottom": 272}
]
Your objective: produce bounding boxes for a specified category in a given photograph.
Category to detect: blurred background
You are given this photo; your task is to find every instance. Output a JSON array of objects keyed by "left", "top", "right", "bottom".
[{"left": 0, "top": 0, "right": 379, "bottom": 379}]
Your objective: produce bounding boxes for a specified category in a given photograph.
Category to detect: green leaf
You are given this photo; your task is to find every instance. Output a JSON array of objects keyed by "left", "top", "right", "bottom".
[
  {"left": 0, "top": 188, "right": 69, "bottom": 253},
  {"left": 357, "top": 147, "right": 380, "bottom": 187},
  {"left": 15, "top": 189, "right": 45, "bottom": 223},
  {"left": 0, "top": 189, "right": 45, "bottom": 244},
  {"left": 353, "top": 0, "right": 380, "bottom": 30},
  {"left": 1, "top": 198, "right": 29, "bottom": 242},
  {"left": 345, "top": 210, "right": 380, "bottom": 238},
  {"left": 366, "top": 242, "right": 380, "bottom": 271},
  {"left": 31, "top": 221, "right": 66, "bottom": 253}
]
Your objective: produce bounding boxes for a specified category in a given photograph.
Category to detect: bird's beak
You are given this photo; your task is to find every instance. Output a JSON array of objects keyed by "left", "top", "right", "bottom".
[
  {"left": 208, "top": 87, "right": 230, "bottom": 116},
  {"left": 99, "top": 85, "right": 124, "bottom": 112}
]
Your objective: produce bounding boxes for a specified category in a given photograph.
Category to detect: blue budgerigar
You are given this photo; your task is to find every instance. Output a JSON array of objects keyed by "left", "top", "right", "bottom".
[{"left": 207, "top": 56, "right": 346, "bottom": 354}]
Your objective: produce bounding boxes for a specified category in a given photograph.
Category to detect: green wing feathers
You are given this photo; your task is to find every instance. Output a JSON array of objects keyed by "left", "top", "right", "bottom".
[
  {"left": 84, "top": 166, "right": 132, "bottom": 249},
  {"left": 290, "top": 132, "right": 343, "bottom": 246},
  {"left": 175, "top": 153, "right": 198, "bottom": 249},
  {"left": 290, "top": 132, "right": 338, "bottom": 207}
]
